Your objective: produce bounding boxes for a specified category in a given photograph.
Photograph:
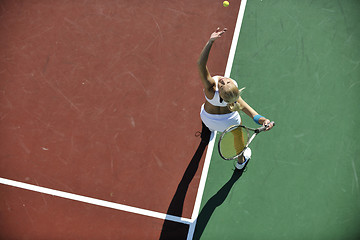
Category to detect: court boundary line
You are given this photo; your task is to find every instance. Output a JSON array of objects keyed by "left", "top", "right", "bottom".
[
  {"left": 190, "top": 131, "right": 216, "bottom": 221},
  {"left": 186, "top": 0, "right": 248, "bottom": 238},
  {"left": 190, "top": 0, "right": 248, "bottom": 221},
  {"left": 225, "top": 0, "right": 248, "bottom": 79},
  {"left": 0, "top": 177, "right": 192, "bottom": 225}
]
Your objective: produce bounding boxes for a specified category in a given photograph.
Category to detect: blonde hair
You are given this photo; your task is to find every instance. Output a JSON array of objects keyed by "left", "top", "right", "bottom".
[
  {"left": 218, "top": 77, "right": 245, "bottom": 112},
  {"left": 225, "top": 87, "right": 245, "bottom": 112}
]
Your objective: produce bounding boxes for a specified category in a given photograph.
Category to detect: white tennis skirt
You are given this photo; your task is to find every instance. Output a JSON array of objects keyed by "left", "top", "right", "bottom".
[{"left": 200, "top": 104, "right": 241, "bottom": 132}]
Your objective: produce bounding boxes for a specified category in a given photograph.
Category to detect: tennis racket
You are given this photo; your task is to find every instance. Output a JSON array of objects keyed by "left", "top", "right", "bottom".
[{"left": 218, "top": 122, "right": 275, "bottom": 161}]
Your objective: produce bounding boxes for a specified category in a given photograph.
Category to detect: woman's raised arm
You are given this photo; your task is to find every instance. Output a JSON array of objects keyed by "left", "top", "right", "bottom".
[{"left": 197, "top": 28, "right": 227, "bottom": 91}]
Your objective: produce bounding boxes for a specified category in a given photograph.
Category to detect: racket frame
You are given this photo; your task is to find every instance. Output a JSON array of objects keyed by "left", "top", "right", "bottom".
[{"left": 218, "top": 123, "right": 274, "bottom": 161}]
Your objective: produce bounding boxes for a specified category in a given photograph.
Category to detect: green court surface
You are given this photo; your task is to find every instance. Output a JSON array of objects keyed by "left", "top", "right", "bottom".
[{"left": 195, "top": 0, "right": 360, "bottom": 239}]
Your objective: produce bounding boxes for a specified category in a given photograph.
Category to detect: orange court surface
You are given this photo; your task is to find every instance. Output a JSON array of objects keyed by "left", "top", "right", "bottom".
[{"left": 0, "top": 0, "right": 242, "bottom": 239}]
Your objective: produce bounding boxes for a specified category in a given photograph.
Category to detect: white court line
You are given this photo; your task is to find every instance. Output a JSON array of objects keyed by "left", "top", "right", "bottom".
[
  {"left": 187, "top": 0, "right": 248, "bottom": 239},
  {"left": 190, "top": 131, "right": 216, "bottom": 221},
  {"left": 225, "top": 0, "right": 248, "bottom": 78},
  {"left": 0, "top": 177, "right": 192, "bottom": 225},
  {"left": 187, "top": 132, "right": 216, "bottom": 240}
]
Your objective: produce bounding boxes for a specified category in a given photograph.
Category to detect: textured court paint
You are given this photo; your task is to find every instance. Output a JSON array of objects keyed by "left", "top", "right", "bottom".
[
  {"left": 196, "top": 0, "right": 360, "bottom": 239},
  {"left": 0, "top": 0, "right": 241, "bottom": 239}
]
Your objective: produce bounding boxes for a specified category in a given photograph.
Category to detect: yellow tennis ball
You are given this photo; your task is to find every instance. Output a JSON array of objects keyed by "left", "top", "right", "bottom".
[{"left": 223, "top": 1, "right": 229, "bottom": 7}]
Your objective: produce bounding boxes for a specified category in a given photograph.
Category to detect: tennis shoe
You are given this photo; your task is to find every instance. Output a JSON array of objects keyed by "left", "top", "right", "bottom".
[{"left": 235, "top": 148, "right": 251, "bottom": 170}]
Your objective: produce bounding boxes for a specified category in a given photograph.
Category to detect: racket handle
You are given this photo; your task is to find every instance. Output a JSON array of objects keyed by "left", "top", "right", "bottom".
[{"left": 255, "top": 121, "right": 275, "bottom": 133}]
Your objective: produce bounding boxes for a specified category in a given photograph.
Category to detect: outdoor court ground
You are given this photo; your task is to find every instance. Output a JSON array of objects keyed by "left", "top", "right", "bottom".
[{"left": 1, "top": 0, "right": 360, "bottom": 239}]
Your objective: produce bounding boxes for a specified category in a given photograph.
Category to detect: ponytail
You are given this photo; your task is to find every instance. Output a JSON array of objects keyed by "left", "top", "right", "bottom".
[
  {"left": 227, "top": 87, "right": 245, "bottom": 112},
  {"left": 227, "top": 102, "right": 242, "bottom": 111}
]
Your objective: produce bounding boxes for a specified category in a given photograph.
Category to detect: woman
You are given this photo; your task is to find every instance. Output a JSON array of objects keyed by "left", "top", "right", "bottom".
[{"left": 198, "top": 27, "right": 274, "bottom": 170}]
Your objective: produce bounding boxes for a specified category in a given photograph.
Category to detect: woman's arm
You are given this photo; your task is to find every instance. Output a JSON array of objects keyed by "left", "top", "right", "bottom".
[
  {"left": 238, "top": 97, "right": 274, "bottom": 130},
  {"left": 197, "top": 28, "right": 227, "bottom": 91}
]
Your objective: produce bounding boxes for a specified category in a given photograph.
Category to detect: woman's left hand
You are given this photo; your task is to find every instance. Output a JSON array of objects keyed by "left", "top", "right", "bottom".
[{"left": 209, "top": 27, "right": 227, "bottom": 42}]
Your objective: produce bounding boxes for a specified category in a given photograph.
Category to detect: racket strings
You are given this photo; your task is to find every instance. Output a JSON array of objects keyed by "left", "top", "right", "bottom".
[
  {"left": 219, "top": 126, "right": 249, "bottom": 160},
  {"left": 232, "top": 128, "right": 245, "bottom": 155}
]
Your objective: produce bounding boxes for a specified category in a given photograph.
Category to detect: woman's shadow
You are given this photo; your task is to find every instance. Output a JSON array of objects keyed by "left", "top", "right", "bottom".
[
  {"left": 159, "top": 123, "right": 246, "bottom": 240},
  {"left": 159, "top": 122, "right": 211, "bottom": 240},
  {"left": 192, "top": 167, "right": 246, "bottom": 240}
]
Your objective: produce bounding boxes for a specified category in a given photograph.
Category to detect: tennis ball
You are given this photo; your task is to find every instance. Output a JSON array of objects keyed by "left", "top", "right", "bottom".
[{"left": 223, "top": 1, "right": 229, "bottom": 7}]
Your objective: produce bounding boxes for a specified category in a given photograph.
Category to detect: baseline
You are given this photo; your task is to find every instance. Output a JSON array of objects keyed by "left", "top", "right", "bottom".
[{"left": 0, "top": 177, "right": 192, "bottom": 225}]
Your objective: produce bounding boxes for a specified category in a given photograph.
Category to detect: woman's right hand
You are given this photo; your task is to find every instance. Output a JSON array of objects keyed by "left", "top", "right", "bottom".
[{"left": 210, "top": 27, "right": 227, "bottom": 42}]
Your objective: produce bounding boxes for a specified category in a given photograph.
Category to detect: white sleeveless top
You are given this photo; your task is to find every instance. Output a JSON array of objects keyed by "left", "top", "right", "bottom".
[{"left": 204, "top": 76, "right": 238, "bottom": 107}]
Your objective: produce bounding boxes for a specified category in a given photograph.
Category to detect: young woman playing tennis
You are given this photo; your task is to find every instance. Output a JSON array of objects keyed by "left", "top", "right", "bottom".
[{"left": 198, "top": 27, "right": 274, "bottom": 169}]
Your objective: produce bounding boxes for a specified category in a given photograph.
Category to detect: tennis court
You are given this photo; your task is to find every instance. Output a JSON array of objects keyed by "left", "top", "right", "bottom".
[{"left": 1, "top": 0, "right": 359, "bottom": 239}]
